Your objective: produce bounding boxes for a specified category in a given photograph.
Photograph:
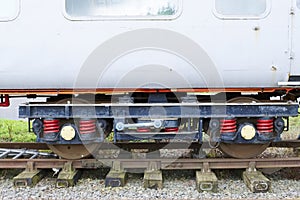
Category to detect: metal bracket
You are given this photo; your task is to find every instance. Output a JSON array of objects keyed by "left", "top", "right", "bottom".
[
  {"left": 25, "top": 161, "right": 36, "bottom": 172},
  {"left": 202, "top": 162, "right": 211, "bottom": 173},
  {"left": 105, "top": 161, "right": 127, "bottom": 187},
  {"left": 13, "top": 161, "right": 42, "bottom": 187},
  {"left": 56, "top": 161, "right": 81, "bottom": 188},
  {"left": 144, "top": 161, "right": 163, "bottom": 189},
  {"left": 147, "top": 161, "right": 160, "bottom": 171},
  {"left": 112, "top": 161, "right": 123, "bottom": 172},
  {"left": 196, "top": 163, "right": 218, "bottom": 193},
  {"left": 82, "top": 160, "right": 105, "bottom": 168},
  {"left": 243, "top": 168, "right": 270, "bottom": 193},
  {"left": 115, "top": 120, "right": 163, "bottom": 131},
  {"left": 248, "top": 161, "right": 257, "bottom": 172},
  {"left": 63, "top": 161, "right": 74, "bottom": 172}
]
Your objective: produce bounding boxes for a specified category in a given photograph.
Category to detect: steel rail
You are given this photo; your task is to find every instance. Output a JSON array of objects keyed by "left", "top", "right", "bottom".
[
  {"left": 0, "top": 143, "right": 48, "bottom": 150},
  {"left": 0, "top": 140, "right": 299, "bottom": 150},
  {"left": 0, "top": 157, "right": 299, "bottom": 170}
]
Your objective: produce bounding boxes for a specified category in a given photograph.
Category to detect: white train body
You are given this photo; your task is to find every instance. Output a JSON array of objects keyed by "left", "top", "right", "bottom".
[{"left": 0, "top": 0, "right": 300, "bottom": 92}]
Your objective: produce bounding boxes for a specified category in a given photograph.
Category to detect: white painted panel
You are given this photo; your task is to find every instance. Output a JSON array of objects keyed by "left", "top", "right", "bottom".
[
  {"left": 292, "top": 0, "right": 300, "bottom": 74},
  {"left": 0, "top": 0, "right": 294, "bottom": 90},
  {"left": 0, "top": 0, "right": 19, "bottom": 21}
]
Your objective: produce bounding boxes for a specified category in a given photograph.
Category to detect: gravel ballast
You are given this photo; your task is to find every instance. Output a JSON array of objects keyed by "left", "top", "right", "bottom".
[{"left": 0, "top": 168, "right": 299, "bottom": 200}]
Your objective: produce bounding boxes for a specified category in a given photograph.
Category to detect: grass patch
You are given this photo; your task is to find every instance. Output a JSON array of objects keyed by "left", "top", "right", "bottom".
[
  {"left": 283, "top": 116, "right": 300, "bottom": 140},
  {"left": 0, "top": 119, "right": 36, "bottom": 142}
]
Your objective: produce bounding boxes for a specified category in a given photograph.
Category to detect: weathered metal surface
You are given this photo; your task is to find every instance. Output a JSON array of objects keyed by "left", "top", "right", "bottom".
[
  {"left": 196, "top": 171, "right": 218, "bottom": 193},
  {"left": 218, "top": 143, "right": 270, "bottom": 159},
  {"left": 243, "top": 170, "right": 271, "bottom": 193},
  {"left": 144, "top": 170, "right": 163, "bottom": 189},
  {"left": 0, "top": 143, "right": 49, "bottom": 150},
  {"left": 47, "top": 144, "right": 98, "bottom": 160},
  {"left": 1, "top": 157, "right": 300, "bottom": 191},
  {"left": 56, "top": 162, "right": 81, "bottom": 188},
  {"left": 115, "top": 131, "right": 201, "bottom": 142},
  {"left": 295, "top": 148, "right": 300, "bottom": 157},
  {"left": 0, "top": 88, "right": 287, "bottom": 95},
  {"left": 270, "top": 140, "right": 300, "bottom": 148},
  {"left": 1, "top": 157, "right": 299, "bottom": 170},
  {"left": 105, "top": 161, "right": 127, "bottom": 187},
  {"left": 196, "top": 162, "right": 218, "bottom": 192},
  {"left": 143, "top": 161, "right": 163, "bottom": 189},
  {"left": 19, "top": 103, "right": 299, "bottom": 119},
  {"left": 13, "top": 162, "right": 43, "bottom": 187},
  {"left": 0, "top": 140, "right": 298, "bottom": 151}
]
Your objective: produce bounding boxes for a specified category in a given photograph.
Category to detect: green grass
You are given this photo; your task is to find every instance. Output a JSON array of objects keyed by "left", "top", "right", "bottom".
[
  {"left": 0, "top": 119, "right": 36, "bottom": 142},
  {"left": 283, "top": 116, "right": 300, "bottom": 140}
]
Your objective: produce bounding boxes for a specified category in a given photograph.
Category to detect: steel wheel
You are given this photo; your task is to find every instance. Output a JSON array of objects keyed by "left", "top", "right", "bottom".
[
  {"left": 48, "top": 144, "right": 99, "bottom": 159},
  {"left": 218, "top": 96, "right": 269, "bottom": 158},
  {"left": 219, "top": 143, "right": 270, "bottom": 158},
  {"left": 48, "top": 98, "right": 96, "bottom": 159}
]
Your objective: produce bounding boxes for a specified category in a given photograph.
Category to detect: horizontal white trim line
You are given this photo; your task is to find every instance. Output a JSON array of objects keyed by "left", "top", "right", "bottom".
[{"left": 278, "top": 82, "right": 300, "bottom": 86}]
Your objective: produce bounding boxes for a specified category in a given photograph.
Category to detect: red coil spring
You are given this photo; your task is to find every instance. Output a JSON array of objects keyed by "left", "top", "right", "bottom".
[
  {"left": 165, "top": 127, "right": 179, "bottom": 132},
  {"left": 257, "top": 118, "right": 274, "bottom": 134},
  {"left": 43, "top": 119, "right": 60, "bottom": 134},
  {"left": 137, "top": 127, "right": 151, "bottom": 133},
  {"left": 220, "top": 118, "right": 237, "bottom": 134},
  {"left": 80, "top": 120, "right": 96, "bottom": 134}
]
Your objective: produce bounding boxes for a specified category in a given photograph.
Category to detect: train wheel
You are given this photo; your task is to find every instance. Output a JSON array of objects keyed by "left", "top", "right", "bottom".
[
  {"left": 218, "top": 97, "right": 269, "bottom": 158},
  {"left": 48, "top": 144, "right": 99, "bottom": 159},
  {"left": 48, "top": 98, "right": 96, "bottom": 159},
  {"left": 219, "top": 143, "right": 270, "bottom": 159}
]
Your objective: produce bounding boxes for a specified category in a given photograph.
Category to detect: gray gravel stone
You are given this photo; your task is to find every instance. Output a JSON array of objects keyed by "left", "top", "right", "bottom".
[{"left": 0, "top": 168, "right": 299, "bottom": 200}]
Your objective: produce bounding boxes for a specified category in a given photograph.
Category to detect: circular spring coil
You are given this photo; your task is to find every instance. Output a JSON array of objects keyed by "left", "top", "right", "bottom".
[
  {"left": 137, "top": 127, "right": 151, "bottom": 133},
  {"left": 43, "top": 119, "right": 60, "bottom": 134},
  {"left": 220, "top": 118, "right": 237, "bottom": 134},
  {"left": 164, "top": 127, "right": 179, "bottom": 132},
  {"left": 80, "top": 120, "right": 96, "bottom": 134},
  {"left": 257, "top": 118, "right": 274, "bottom": 134}
]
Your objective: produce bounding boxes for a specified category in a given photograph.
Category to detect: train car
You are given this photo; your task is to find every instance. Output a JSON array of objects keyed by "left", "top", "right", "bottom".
[{"left": 0, "top": 0, "right": 300, "bottom": 159}]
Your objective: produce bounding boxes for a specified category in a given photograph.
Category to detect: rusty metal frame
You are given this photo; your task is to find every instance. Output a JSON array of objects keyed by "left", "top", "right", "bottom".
[
  {"left": 0, "top": 140, "right": 299, "bottom": 150},
  {"left": 0, "top": 157, "right": 299, "bottom": 170}
]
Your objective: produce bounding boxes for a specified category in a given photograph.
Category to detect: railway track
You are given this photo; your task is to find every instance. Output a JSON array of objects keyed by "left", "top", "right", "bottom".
[
  {"left": 0, "top": 157, "right": 299, "bottom": 170},
  {"left": 0, "top": 141, "right": 299, "bottom": 193},
  {"left": 0, "top": 157, "right": 299, "bottom": 192},
  {"left": 1, "top": 140, "right": 299, "bottom": 150}
]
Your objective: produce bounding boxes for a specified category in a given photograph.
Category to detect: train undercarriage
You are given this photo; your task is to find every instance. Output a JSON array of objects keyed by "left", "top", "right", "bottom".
[{"left": 17, "top": 92, "right": 299, "bottom": 159}]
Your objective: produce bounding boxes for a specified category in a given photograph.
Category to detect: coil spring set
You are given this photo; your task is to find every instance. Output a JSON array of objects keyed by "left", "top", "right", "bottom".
[
  {"left": 43, "top": 118, "right": 275, "bottom": 137},
  {"left": 43, "top": 119, "right": 60, "bottom": 134},
  {"left": 79, "top": 120, "right": 96, "bottom": 134},
  {"left": 164, "top": 127, "right": 179, "bottom": 132},
  {"left": 257, "top": 118, "right": 274, "bottom": 134},
  {"left": 219, "top": 118, "right": 274, "bottom": 135},
  {"left": 220, "top": 119, "right": 237, "bottom": 134},
  {"left": 43, "top": 119, "right": 98, "bottom": 135}
]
